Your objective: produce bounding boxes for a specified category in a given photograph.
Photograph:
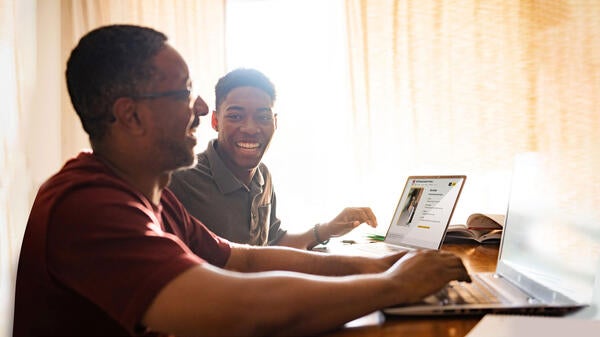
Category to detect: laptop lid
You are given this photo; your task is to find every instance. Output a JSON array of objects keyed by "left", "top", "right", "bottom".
[
  {"left": 382, "top": 175, "right": 466, "bottom": 250},
  {"left": 495, "top": 152, "right": 598, "bottom": 305}
]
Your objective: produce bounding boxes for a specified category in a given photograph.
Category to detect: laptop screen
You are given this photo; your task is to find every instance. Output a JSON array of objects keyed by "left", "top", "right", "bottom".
[
  {"left": 385, "top": 176, "right": 466, "bottom": 249},
  {"left": 498, "top": 153, "right": 600, "bottom": 304}
]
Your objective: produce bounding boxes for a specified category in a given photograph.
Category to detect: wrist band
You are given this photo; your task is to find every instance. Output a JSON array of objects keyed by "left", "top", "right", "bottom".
[{"left": 313, "top": 224, "right": 330, "bottom": 245}]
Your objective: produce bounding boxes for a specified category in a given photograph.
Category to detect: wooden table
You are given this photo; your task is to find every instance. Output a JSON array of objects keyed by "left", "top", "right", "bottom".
[{"left": 322, "top": 243, "right": 500, "bottom": 337}]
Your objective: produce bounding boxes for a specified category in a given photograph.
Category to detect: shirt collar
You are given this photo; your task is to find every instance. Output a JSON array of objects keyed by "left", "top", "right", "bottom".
[{"left": 205, "top": 139, "right": 264, "bottom": 194}]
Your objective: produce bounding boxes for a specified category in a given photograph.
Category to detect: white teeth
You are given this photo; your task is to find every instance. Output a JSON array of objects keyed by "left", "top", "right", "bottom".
[{"left": 237, "top": 142, "right": 260, "bottom": 149}]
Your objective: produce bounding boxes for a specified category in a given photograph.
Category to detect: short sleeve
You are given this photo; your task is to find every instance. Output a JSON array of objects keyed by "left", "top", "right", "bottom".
[{"left": 161, "top": 188, "right": 231, "bottom": 267}]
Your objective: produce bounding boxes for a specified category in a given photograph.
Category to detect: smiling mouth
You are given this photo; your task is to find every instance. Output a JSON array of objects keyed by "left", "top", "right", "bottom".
[{"left": 236, "top": 142, "right": 261, "bottom": 150}]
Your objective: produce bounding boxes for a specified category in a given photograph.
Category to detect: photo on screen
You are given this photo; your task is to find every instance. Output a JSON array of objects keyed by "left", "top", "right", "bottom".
[{"left": 396, "top": 187, "right": 424, "bottom": 227}]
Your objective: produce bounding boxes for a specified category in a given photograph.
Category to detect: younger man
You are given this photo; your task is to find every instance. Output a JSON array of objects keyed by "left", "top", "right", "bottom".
[{"left": 170, "top": 68, "right": 376, "bottom": 249}]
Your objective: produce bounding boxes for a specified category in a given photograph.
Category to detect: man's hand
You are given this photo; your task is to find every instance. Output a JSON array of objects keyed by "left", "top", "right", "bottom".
[
  {"left": 321, "top": 207, "right": 378, "bottom": 239},
  {"left": 386, "top": 250, "right": 472, "bottom": 304}
]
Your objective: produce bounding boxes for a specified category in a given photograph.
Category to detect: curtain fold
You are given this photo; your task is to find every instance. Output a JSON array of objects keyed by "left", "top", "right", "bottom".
[
  {"left": 1, "top": 0, "right": 38, "bottom": 334},
  {"left": 345, "top": 0, "right": 600, "bottom": 221}
]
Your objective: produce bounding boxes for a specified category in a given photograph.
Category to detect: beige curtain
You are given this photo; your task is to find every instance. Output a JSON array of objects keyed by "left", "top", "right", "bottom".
[
  {"left": 345, "top": 0, "right": 600, "bottom": 220},
  {"left": 1, "top": 1, "right": 225, "bottom": 334},
  {"left": 1, "top": 0, "right": 37, "bottom": 334}
]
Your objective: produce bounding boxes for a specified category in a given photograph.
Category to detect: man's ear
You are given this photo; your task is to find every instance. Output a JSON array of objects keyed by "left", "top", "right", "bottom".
[
  {"left": 112, "top": 97, "right": 144, "bottom": 135},
  {"left": 274, "top": 113, "right": 278, "bottom": 130},
  {"left": 211, "top": 110, "right": 219, "bottom": 131}
]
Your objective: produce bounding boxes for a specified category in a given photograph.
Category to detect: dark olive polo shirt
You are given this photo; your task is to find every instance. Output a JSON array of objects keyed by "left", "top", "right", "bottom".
[{"left": 168, "top": 140, "right": 286, "bottom": 246}]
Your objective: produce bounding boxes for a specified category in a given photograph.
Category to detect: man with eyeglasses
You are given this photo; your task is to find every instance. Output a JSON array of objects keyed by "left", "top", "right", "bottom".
[
  {"left": 169, "top": 68, "right": 377, "bottom": 249},
  {"left": 13, "top": 24, "right": 470, "bottom": 336}
]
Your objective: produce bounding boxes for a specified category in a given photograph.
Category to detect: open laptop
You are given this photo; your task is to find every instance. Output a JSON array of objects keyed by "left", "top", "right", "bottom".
[
  {"left": 384, "top": 153, "right": 593, "bottom": 316},
  {"left": 327, "top": 175, "right": 466, "bottom": 256}
]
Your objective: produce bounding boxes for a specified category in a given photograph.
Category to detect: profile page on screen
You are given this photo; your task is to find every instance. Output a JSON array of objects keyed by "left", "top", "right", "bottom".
[{"left": 385, "top": 177, "right": 465, "bottom": 249}]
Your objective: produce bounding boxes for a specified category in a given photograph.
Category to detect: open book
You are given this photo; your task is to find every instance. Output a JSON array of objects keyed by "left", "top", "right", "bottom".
[{"left": 444, "top": 213, "right": 505, "bottom": 244}]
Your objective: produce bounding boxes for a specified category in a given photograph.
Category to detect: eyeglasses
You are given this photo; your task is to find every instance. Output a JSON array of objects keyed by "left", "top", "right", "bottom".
[{"left": 132, "top": 89, "right": 192, "bottom": 101}]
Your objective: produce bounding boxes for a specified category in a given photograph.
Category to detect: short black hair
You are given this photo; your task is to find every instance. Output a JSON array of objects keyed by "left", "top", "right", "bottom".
[
  {"left": 214, "top": 68, "right": 276, "bottom": 110},
  {"left": 66, "top": 24, "right": 167, "bottom": 142}
]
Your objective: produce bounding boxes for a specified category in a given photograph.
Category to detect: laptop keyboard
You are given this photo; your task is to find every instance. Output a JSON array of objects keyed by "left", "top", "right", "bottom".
[{"left": 427, "top": 277, "right": 501, "bottom": 305}]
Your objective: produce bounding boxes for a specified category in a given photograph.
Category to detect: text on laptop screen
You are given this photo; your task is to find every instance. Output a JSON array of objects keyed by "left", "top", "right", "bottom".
[{"left": 386, "top": 177, "right": 465, "bottom": 249}]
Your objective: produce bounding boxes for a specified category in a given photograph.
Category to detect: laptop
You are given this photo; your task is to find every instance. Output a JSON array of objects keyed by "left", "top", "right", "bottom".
[
  {"left": 384, "top": 153, "right": 592, "bottom": 316},
  {"left": 325, "top": 175, "right": 466, "bottom": 256}
]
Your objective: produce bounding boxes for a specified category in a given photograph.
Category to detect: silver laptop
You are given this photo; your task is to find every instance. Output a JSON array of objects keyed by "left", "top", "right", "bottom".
[
  {"left": 385, "top": 153, "right": 592, "bottom": 316},
  {"left": 328, "top": 175, "right": 466, "bottom": 256}
]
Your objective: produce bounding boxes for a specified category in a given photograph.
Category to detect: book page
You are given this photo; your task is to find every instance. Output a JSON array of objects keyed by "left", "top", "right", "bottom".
[{"left": 466, "top": 213, "right": 505, "bottom": 229}]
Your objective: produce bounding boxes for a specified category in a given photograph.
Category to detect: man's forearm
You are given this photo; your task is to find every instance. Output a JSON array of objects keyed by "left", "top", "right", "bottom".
[
  {"left": 225, "top": 244, "right": 388, "bottom": 276},
  {"left": 146, "top": 248, "right": 469, "bottom": 336},
  {"left": 275, "top": 230, "right": 319, "bottom": 250},
  {"left": 144, "top": 263, "right": 398, "bottom": 336}
]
